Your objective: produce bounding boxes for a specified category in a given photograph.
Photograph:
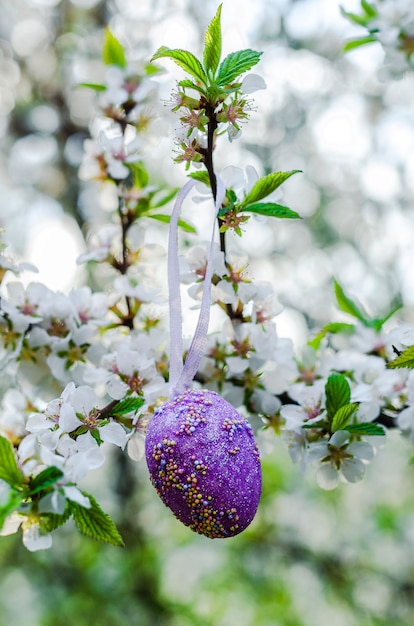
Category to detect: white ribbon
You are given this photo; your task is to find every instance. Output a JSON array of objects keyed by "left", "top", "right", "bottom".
[{"left": 168, "top": 176, "right": 225, "bottom": 398}]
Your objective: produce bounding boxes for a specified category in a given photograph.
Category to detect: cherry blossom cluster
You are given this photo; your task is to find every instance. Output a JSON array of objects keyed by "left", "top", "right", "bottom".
[
  {"left": 0, "top": 32, "right": 172, "bottom": 550},
  {"left": 0, "top": 268, "right": 169, "bottom": 549},
  {"left": 2, "top": 2, "right": 414, "bottom": 552},
  {"left": 151, "top": 5, "right": 266, "bottom": 171},
  {"left": 169, "top": 71, "right": 265, "bottom": 170},
  {"left": 181, "top": 223, "right": 414, "bottom": 490}
]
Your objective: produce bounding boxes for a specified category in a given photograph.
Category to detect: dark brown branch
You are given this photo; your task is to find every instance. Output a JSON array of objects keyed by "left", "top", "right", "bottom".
[
  {"left": 97, "top": 399, "right": 120, "bottom": 421},
  {"left": 114, "top": 196, "right": 135, "bottom": 329},
  {"left": 201, "top": 102, "right": 243, "bottom": 323},
  {"left": 374, "top": 412, "right": 398, "bottom": 429}
]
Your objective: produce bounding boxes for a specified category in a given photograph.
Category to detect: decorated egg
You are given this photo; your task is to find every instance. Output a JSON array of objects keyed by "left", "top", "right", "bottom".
[{"left": 145, "top": 388, "right": 262, "bottom": 538}]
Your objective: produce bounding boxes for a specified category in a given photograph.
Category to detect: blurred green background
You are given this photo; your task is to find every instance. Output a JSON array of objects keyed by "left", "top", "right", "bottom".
[
  {"left": 2, "top": 0, "right": 414, "bottom": 624},
  {"left": 3, "top": 433, "right": 414, "bottom": 626}
]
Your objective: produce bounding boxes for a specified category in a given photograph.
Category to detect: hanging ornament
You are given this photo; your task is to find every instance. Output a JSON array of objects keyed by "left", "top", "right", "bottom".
[{"left": 145, "top": 180, "right": 262, "bottom": 538}]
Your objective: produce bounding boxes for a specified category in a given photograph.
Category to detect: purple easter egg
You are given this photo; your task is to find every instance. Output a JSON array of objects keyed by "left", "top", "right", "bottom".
[{"left": 145, "top": 388, "right": 262, "bottom": 538}]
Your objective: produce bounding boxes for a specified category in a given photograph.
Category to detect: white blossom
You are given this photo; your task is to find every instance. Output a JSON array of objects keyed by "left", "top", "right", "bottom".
[
  {"left": 99, "top": 66, "right": 157, "bottom": 110},
  {"left": 113, "top": 275, "right": 162, "bottom": 302},
  {"left": 98, "top": 130, "right": 142, "bottom": 179},
  {"left": 306, "top": 430, "right": 375, "bottom": 490},
  {"left": 22, "top": 521, "right": 53, "bottom": 552},
  {"left": 180, "top": 243, "right": 226, "bottom": 285},
  {"left": 76, "top": 225, "right": 119, "bottom": 264},
  {"left": 1, "top": 511, "right": 53, "bottom": 551},
  {"left": 91, "top": 340, "right": 167, "bottom": 403},
  {"left": 281, "top": 379, "right": 327, "bottom": 431}
]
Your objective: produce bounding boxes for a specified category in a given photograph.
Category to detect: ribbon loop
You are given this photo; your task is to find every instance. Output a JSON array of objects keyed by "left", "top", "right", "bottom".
[
  {"left": 168, "top": 177, "right": 226, "bottom": 398},
  {"left": 168, "top": 179, "right": 196, "bottom": 394}
]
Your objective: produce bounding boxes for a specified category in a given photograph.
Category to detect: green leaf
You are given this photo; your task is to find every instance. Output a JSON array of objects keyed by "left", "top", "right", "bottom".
[
  {"left": 346, "top": 422, "right": 385, "bottom": 436},
  {"left": 325, "top": 373, "right": 351, "bottom": 421},
  {"left": 151, "top": 47, "right": 207, "bottom": 85},
  {"left": 71, "top": 493, "right": 124, "bottom": 547},
  {"left": 334, "top": 280, "right": 400, "bottom": 332},
  {"left": 340, "top": 8, "right": 371, "bottom": 26},
  {"left": 240, "top": 202, "right": 300, "bottom": 219},
  {"left": 370, "top": 302, "right": 402, "bottom": 333},
  {"left": 343, "top": 36, "right": 377, "bottom": 51},
  {"left": 331, "top": 403, "right": 358, "bottom": 432},
  {"left": 112, "top": 396, "right": 146, "bottom": 416},
  {"left": 334, "top": 280, "right": 369, "bottom": 326},
  {"left": 340, "top": 3, "right": 377, "bottom": 27},
  {"left": 0, "top": 435, "right": 24, "bottom": 488},
  {"left": 188, "top": 171, "right": 211, "bottom": 186},
  {"left": 103, "top": 28, "right": 127, "bottom": 69},
  {"left": 361, "top": 0, "right": 377, "bottom": 18},
  {"left": 129, "top": 162, "right": 149, "bottom": 189},
  {"left": 91, "top": 429, "right": 103, "bottom": 446},
  {"left": 388, "top": 346, "right": 414, "bottom": 370},
  {"left": 308, "top": 322, "right": 355, "bottom": 350},
  {"left": 29, "top": 467, "right": 64, "bottom": 495},
  {"left": 176, "top": 216, "right": 198, "bottom": 234},
  {"left": 301, "top": 420, "right": 329, "bottom": 430},
  {"left": 78, "top": 82, "right": 107, "bottom": 91},
  {"left": 151, "top": 188, "right": 179, "bottom": 209},
  {"left": 216, "top": 49, "right": 263, "bottom": 86},
  {"left": 178, "top": 79, "right": 206, "bottom": 94},
  {"left": 203, "top": 4, "right": 222, "bottom": 77},
  {"left": 218, "top": 205, "right": 235, "bottom": 217},
  {"left": 0, "top": 487, "right": 22, "bottom": 532},
  {"left": 241, "top": 170, "right": 301, "bottom": 207},
  {"left": 145, "top": 63, "right": 162, "bottom": 76},
  {"left": 206, "top": 84, "right": 233, "bottom": 102},
  {"left": 146, "top": 214, "right": 197, "bottom": 234}
]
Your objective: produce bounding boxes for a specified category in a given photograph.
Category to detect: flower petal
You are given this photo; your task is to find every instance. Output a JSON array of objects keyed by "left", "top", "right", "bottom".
[
  {"left": 26, "top": 413, "right": 51, "bottom": 433},
  {"left": 329, "top": 430, "right": 350, "bottom": 448},
  {"left": 348, "top": 441, "right": 374, "bottom": 462},
  {"left": 59, "top": 404, "right": 82, "bottom": 433},
  {"left": 106, "top": 374, "right": 128, "bottom": 400},
  {"left": 39, "top": 491, "right": 66, "bottom": 515},
  {"left": 22, "top": 524, "right": 53, "bottom": 551},
  {"left": 306, "top": 441, "right": 329, "bottom": 462},
  {"left": 341, "top": 457, "right": 365, "bottom": 483},
  {"left": 127, "top": 433, "right": 145, "bottom": 462},
  {"left": 99, "top": 422, "right": 127, "bottom": 449},
  {"left": 316, "top": 464, "right": 339, "bottom": 490},
  {"left": 241, "top": 73, "right": 267, "bottom": 94},
  {"left": 63, "top": 486, "right": 91, "bottom": 508},
  {"left": 0, "top": 513, "right": 23, "bottom": 536}
]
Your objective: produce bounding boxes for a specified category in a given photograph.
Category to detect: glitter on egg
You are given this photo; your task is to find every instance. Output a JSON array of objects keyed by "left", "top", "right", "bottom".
[{"left": 145, "top": 388, "right": 262, "bottom": 538}]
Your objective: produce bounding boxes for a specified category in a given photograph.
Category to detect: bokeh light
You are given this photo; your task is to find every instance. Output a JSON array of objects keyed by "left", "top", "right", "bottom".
[{"left": 2, "top": 1, "right": 414, "bottom": 625}]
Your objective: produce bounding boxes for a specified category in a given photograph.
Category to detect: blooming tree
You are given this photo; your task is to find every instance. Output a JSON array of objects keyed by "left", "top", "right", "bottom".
[{"left": 1, "top": 1, "right": 414, "bottom": 552}]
